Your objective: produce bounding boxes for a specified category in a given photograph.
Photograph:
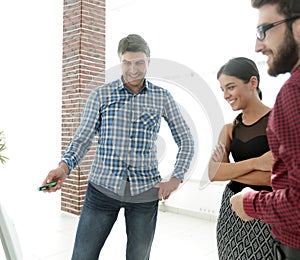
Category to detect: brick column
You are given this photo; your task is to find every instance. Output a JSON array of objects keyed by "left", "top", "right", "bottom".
[{"left": 61, "top": 0, "right": 105, "bottom": 215}]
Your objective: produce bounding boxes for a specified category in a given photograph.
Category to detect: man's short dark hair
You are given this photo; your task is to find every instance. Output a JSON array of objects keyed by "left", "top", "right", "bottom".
[
  {"left": 251, "top": 0, "right": 300, "bottom": 17},
  {"left": 117, "top": 34, "right": 150, "bottom": 58}
]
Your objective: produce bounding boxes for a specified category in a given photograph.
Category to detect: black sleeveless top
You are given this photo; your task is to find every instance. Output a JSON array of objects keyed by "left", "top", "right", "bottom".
[{"left": 227, "top": 112, "right": 272, "bottom": 194}]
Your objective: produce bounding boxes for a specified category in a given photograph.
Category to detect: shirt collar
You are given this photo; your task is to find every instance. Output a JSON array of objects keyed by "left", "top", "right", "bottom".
[
  {"left": 117, "top": 77, "right": 149, "bottom": 93},
  {"left": 292, "top": 63, "right": 300, "bottom": 74}
]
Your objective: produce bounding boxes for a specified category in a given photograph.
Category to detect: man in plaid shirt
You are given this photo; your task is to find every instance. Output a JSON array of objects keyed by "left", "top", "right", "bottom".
[
  {"left": 41, "top": 34, "right": 194, "bottom": 259},
  {"left": 230, "top": 1, "right": 300, "bottom": 259}
]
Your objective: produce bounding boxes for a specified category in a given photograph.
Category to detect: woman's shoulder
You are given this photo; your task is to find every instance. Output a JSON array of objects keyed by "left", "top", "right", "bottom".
[{"left": 220, "top": 123, "right": 233, "bottom": 142}]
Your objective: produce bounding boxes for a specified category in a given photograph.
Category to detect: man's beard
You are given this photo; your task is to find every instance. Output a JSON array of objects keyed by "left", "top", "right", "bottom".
[{"left": 268, "top": 30, "right": 299, "bottom": 76}]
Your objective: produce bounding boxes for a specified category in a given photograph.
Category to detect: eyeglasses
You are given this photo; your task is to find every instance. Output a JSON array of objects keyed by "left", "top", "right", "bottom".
[{"left": 256, "top": 16, "right": 300, "bottom": 41}]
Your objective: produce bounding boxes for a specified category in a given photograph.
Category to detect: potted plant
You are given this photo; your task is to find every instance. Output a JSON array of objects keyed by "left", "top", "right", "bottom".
[{"left": 0, "top": 131, "right": 8, "bottom": 164}]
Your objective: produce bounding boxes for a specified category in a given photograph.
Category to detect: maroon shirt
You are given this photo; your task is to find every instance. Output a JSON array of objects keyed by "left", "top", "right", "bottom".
[{"left": 243, "top": 65, "right": 300, "bottom": 248}]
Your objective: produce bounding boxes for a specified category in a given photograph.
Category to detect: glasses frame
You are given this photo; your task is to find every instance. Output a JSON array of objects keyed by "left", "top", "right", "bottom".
[{"left": 256, "top": 16, "right": 300, "bottom": 41}]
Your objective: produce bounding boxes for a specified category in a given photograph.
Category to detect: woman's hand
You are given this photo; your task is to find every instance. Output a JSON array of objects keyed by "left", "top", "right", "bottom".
[
  {"left": 253, "top": 151, "right": 274, "bottom": 171},
  {"left": 211, "top": 143, "right": 226, "bottom": 162}
]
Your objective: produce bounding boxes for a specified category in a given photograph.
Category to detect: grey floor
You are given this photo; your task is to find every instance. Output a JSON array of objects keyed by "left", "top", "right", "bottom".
[{"left": 0, "top": 191, "right": 218, "bottom": 260}]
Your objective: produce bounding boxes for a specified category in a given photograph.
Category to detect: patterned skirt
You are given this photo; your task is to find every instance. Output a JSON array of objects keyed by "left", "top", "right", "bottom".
[{"left": 216, "top": 185, "right": 275, "bottom": 260}]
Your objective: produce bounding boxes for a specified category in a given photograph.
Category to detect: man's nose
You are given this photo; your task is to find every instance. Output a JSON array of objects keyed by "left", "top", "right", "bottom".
[
  {"left": 129, "top": 62, "right": 138, "bottom": 73},
  {"left": 255, "top": 38, "right": 264, "bottom": 53}
]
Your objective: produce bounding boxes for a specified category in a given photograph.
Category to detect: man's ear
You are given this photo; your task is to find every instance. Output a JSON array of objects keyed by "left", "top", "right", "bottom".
[{"left": 293, "top": 19, "right": 300, "bottom": 45}]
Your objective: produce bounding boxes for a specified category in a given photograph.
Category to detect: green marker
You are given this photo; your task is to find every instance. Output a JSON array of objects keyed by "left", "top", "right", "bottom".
[{"left": 37, "top": 181, "right": 57, "bottom": 191}]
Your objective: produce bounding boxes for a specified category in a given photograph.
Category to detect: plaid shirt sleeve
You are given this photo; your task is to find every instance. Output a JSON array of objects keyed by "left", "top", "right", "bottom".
[
  {"left": 163, "top": 90, "right": 194, "bottom": 180},
  {"left": 243, "top": 66, "right": 300, "bottom": 247}
]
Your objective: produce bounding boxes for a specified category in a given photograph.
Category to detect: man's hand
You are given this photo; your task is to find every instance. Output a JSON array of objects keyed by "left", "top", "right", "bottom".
[
  {"left": 40, "top": 162, "right": 68, "bottom": 192},
  {"left": 155, "top": 177, "right": 181, "bottom": 201},
  {"left": 230, "top": 187, "right": 254, "bottom": 221}
]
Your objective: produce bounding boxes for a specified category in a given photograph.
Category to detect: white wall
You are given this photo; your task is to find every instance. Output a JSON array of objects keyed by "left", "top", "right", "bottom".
[
  {"left": 0, "top": 1, "right": 63, "bottom": 214},
  {"left": 0, "top": 0, "right": 289, "bottom": 218}
]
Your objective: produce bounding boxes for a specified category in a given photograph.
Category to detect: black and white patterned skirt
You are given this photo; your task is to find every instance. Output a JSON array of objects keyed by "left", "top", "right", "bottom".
[{"left": 216, "top": 185, "right": 275, "bottom": 260}]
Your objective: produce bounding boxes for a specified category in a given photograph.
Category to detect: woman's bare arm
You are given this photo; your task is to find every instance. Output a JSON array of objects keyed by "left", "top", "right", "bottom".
[
  {"left": 233, "top": 170, "right": 271, "bottom": 186},
  {"left": 208, "top": 124, "right": 274, "bottom": 183}
]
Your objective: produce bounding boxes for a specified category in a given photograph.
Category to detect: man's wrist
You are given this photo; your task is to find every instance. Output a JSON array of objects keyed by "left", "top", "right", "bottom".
[
  {"left": 58, "top": 162, "right": 69, "bottom": 175},
  {"left": 171, "top": 177, "right": 182, "bottom": 184},
  {"left": 243, "top": 190, "right": 258, "bottom": 218}
]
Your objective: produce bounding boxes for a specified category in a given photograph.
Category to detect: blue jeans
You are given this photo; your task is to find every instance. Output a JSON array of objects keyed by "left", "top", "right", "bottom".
[{"left": 71, "top": 183, "right": 159, "bottom": 260}]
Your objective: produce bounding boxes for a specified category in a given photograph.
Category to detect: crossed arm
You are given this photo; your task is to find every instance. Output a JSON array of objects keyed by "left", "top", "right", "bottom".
[{"left": 208, "top": 124, "right": 273, "bottom": 186}]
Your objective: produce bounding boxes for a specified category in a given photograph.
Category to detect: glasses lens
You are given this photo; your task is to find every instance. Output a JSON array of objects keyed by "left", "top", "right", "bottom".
[{"left": 256, "top": 27, "right": 264, "bottom": 41}]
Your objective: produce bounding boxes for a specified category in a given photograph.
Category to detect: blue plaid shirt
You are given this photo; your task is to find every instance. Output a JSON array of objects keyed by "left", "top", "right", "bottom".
[{"left": 61, "top": 78, "right": 194, "bottom": 195}]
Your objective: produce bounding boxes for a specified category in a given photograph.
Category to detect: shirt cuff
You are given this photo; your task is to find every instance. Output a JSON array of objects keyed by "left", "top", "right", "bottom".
[
  {"left": 60, "top": 159, "right": 71, "bottom": 175},
  {"left": 171, "top": 168, "right": 185, "bottom": 181},
  {"left": 243, "top": 190, "right": 259, "bottom": 219}
]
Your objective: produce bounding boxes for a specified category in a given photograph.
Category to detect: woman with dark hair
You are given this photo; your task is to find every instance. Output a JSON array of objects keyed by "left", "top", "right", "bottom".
[{"left": 209, "top": 57, "right": 275, "bottom": 259}]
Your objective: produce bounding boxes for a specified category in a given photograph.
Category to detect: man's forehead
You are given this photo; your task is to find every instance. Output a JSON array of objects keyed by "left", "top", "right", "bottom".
[
  {"left": 121, "top": 51, "right": 147, "bottom": 60},
  {"left": 257, "top": 4, "right": 283, "bottom": 24},
  {"left": 121, "top": 57, "right": 148, "bottom": 61}
]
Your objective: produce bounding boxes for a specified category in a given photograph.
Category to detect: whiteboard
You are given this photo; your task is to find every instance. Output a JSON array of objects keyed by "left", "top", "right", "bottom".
[{"left": 0, "top": 204, "right": 23, "bottom": 260}]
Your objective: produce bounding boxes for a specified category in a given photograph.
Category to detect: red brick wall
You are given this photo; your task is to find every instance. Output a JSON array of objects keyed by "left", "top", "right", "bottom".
[{"left": 61, "top": 0, "right": 105, "bottom": 215}]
